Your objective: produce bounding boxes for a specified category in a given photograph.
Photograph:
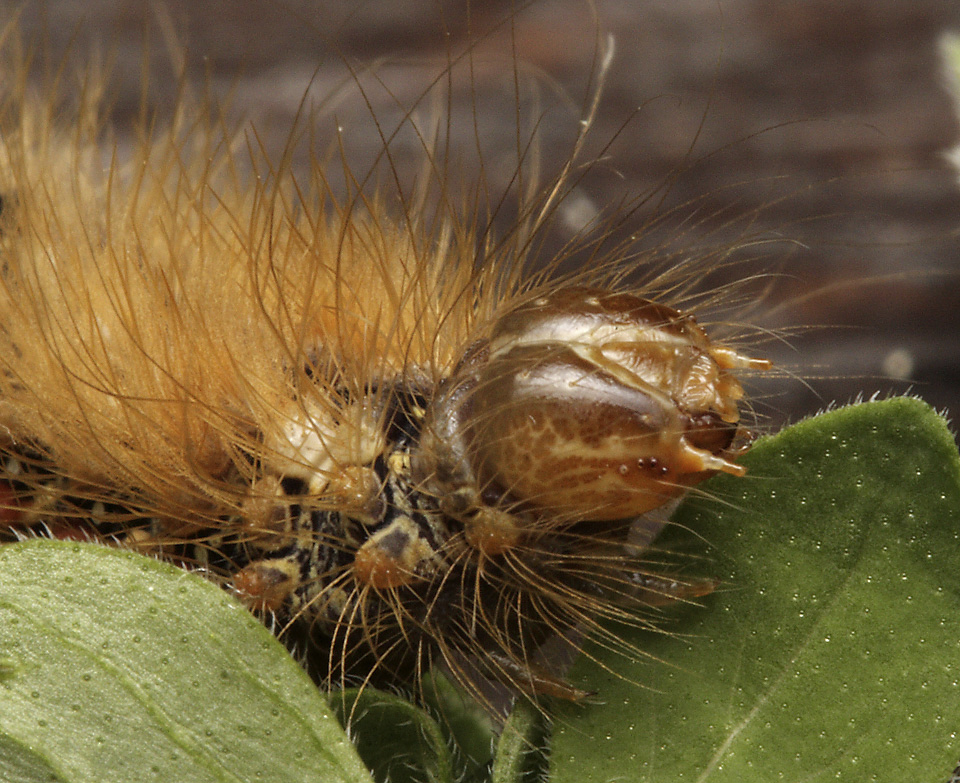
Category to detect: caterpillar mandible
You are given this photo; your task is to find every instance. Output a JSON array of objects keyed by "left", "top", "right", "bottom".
[{"left": 0, "top": 9, "right": 770, "bottom": 708}]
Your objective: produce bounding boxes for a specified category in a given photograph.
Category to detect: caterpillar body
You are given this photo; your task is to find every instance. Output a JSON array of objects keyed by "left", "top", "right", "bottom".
[{"left": 0, "top": 19, "right": 770, "bottom": 707}]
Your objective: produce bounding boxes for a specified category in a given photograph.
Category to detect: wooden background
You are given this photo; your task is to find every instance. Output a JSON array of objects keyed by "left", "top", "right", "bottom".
[{"left": 5, "top": 0, "right": 960, "bottom": 431}]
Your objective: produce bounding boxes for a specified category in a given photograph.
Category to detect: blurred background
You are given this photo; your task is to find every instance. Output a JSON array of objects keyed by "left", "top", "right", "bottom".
[{"left": 5, "top": 0, "right": 960, "bottom": 432}]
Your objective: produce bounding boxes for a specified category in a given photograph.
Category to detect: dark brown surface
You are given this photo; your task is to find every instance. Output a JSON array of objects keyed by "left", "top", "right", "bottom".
[{"left": 6, "top": 0, "right": 960, "bottom": 430}]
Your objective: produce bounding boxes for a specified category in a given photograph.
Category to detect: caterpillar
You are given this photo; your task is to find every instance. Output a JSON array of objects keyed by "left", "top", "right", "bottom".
[{"left": 0, "top": 9, "right": 774, "bottom": 712}]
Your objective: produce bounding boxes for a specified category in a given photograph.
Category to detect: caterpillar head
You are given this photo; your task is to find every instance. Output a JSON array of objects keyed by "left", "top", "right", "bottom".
[{"left": 415, "top": 286, "right": 770, "bottom": 542}]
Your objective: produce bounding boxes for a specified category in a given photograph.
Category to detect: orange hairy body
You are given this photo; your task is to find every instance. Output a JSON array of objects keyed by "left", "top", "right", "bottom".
[{"left": 0, "top": 32, "right": 768, "bottom": 703}]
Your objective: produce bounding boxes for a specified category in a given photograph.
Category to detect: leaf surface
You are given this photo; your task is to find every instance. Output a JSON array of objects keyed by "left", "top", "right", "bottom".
[
  {"left": 550, "top": 397, "right": 960, "bottom": 781},
  {"left": 0, "top": 541, "right": 373, "bottom": 783}
]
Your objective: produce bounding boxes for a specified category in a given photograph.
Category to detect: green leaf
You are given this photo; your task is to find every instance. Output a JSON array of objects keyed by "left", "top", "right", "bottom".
[
  {"left": 419, "top": 672, "right": 497, "bottom": 781},
  {"left": 0, "top": 735, "right": 66, "bottom": 783},
  {"left": 329, "top": 687, "right": 454, "bottom": 783},
  {"left": 492, "top": 699, "right": 548, "bottom": 783},
  {"left": 0, "top": 540, "right": 373, "bottom": 783},
  {"left": 549, "top": 397, "right": 960, "bottom": 781}
]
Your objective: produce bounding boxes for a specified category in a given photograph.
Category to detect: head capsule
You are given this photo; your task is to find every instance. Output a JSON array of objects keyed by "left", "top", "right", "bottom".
[{"left": 417, "top": 286, "right": 770, "bottom": 525}]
